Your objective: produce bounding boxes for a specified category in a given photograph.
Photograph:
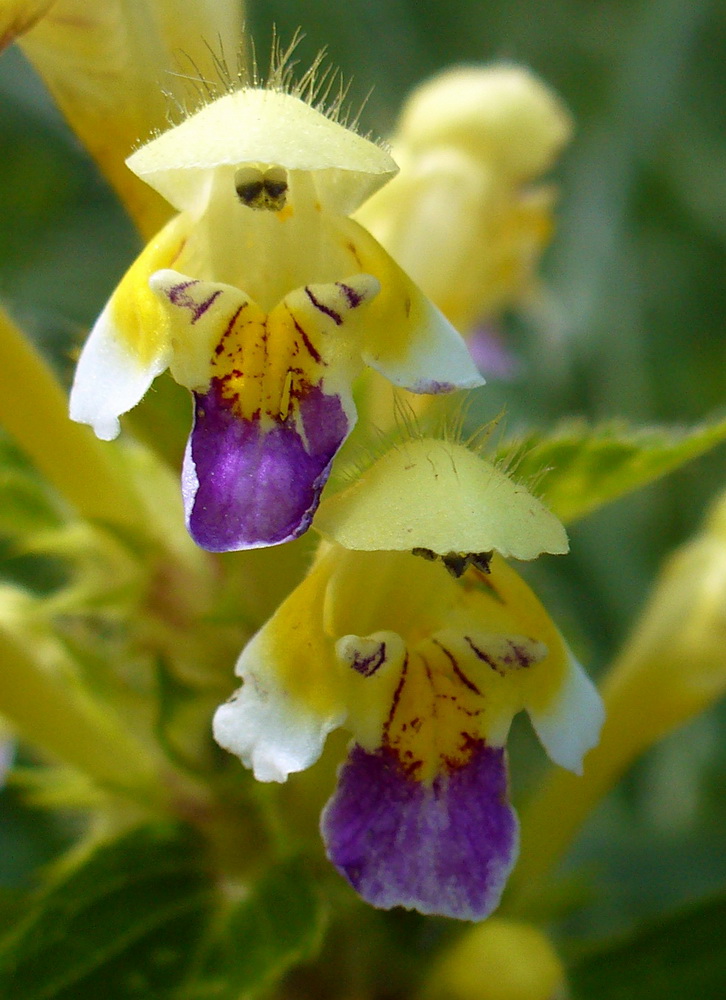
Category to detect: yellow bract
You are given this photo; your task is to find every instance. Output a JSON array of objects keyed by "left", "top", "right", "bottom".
[{"left": 314, "top": 438, "right": 568, "bottom": 560}]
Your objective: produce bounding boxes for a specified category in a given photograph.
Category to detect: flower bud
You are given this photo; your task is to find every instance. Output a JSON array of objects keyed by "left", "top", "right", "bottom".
[
  {"left": 424, "top": 918, "right": 565, "bottom": 1000},
  {"left": 398, "top": 65, "right": 573, "bottom": 182}
]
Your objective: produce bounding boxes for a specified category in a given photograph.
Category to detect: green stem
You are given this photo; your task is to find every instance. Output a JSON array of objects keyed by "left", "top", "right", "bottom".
[
  {"left": 0, "top": 621, "right": 162, "bottom": 806},
  {"left": 507, "top": 646, "right": 718, "bottom": 915},
  {"left": 506, "top": 671, "right": 646, "bottom": 913},
  {"left": 0, "top": 305, "right": 145, "bottom": 530},
  {"left": 508, "top": 510, "right": 726, "bottom": 914}
]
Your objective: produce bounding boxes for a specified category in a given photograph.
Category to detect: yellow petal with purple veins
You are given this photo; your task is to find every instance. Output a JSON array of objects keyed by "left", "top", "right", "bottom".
[{"left": 150, "top": 270, "right": 380, "bottom": 550}]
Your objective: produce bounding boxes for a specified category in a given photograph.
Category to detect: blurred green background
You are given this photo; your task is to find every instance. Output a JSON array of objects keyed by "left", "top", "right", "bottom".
[{"left": 0, "top": 0, "right": 724, "bottom": 951}]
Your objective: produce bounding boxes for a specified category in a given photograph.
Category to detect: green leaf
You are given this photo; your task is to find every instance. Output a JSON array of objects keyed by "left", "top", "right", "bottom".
[
  {"left": 569, "top": 892, "right": 726, "bottom": 1000},
  {"left": 501, "top": 416, "right": 726, "bottom": 523},
  {"left": 0, "top": 435, "right": 64, "bottom": 538},
  {"left": 191, "top": 857, "right": 326, "bottom": 999},
  {"left": 0, "top": 889, "right": 27, "bottom": 938},
  {"left": 0, "top": 823, "right": 215, "bottom": 1000}
]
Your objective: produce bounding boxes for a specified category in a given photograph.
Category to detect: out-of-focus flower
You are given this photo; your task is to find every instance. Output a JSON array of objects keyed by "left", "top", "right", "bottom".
[
  {"left": 357, "top": 65, "right": 573, "bottom": 337},
  {"left": 0, "top": 0, "right": 243, "bottom": 236},
  {"left": 423, "top": 917, "right": 566, "bottom": 1000},
  {"left": 70, "top": 79, "right": 482, "bottom": 552},
  {"left": 214, "top": 439, "right": 603, "bottom": 919}
]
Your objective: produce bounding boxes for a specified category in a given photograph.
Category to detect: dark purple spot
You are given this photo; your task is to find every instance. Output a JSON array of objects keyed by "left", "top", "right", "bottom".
[
  {"left": 350, "top": 642, "right": 387, "bottom": 677},
  {"left": 321, "top": 742, "right": 518, "bottom": 920}
]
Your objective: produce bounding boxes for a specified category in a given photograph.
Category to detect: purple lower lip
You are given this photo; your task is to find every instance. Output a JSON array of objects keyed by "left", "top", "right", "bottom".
[
  {"left": 183, "top": 380, "right": 351, "bottom": 551},
  {"left": 321, "top": 741, "right": 518, "bottom": 920}
]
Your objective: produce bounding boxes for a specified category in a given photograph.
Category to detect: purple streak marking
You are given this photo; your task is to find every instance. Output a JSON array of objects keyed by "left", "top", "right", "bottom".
[
  {"left": 305, "top": 286, "right": 342, "bottom": 326},
  {"left": 350, "top": 642, "right": 387, "bottom": 677},
  {"left": 183, "top": 382, "right": 350, "bottom": 551},
  {"left": 321, "top": 742, "right": 518, "bottom": 920},
  {"left": 166, "top": 281, "right": 222, "bottom": 323},
  {"left": 337, "top": 282, "right": 363, "bottom": 308}
]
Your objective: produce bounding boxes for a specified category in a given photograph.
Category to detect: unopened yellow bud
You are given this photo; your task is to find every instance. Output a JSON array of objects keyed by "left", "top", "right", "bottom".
[
  {"left": 601, "top": 485, "right": 726, "bottom": 745},
  {"left": 357, "top": 65, "right": 571, "bottom": 331},
  {"left": 424, "top": 918, "right": 565, "bottom": 1000},
  {"left": 397, "top": 66, "right": 573, "bottom": 182}
]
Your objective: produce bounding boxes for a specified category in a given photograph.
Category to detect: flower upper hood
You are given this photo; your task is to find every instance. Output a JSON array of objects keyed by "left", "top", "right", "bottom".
[{"left": 127, "top": 87, "right": 398, "bottom": 216}]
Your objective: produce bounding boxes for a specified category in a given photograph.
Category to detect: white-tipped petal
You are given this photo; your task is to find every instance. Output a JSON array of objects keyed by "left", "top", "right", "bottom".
[
  {"left": 528, "top": 655, "right": 605, "bottom": 774},
  {"left": 213, "top": 680, "right": 343, "bottom": 783},
  {"left": 214, "top": 553, "right": 347, "bottom": 780},
  {"left": 364, "top": 294, "right": 484, "bottom": 393},
  {"left": 69, "top": 303, "right": 169, "bottom": 440},
  {"left": 70, "top": 212, "right": 188, "bottom": 438}
]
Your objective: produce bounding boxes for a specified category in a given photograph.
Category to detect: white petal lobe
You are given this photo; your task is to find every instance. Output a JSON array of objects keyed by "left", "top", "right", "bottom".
[
  {"left": 529, "top": 655, "right": 605, "bottom": 774},
  {"left": 69, "top": 303, "right": 169, "bottom": 440},
  {"left": 213, "top": 678, "right": 344, "bottom": 783}
]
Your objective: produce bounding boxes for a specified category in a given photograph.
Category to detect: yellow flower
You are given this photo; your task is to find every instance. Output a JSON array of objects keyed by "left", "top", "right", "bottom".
[
  {"left": 214, "top": 442, "right": 603, "bottom": 919},
  {"left": 69, "top": 77, "right": 483, "bottom": 551},
  {"left": 357, "top": 65, "right": 572, "bottom": 334}
]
